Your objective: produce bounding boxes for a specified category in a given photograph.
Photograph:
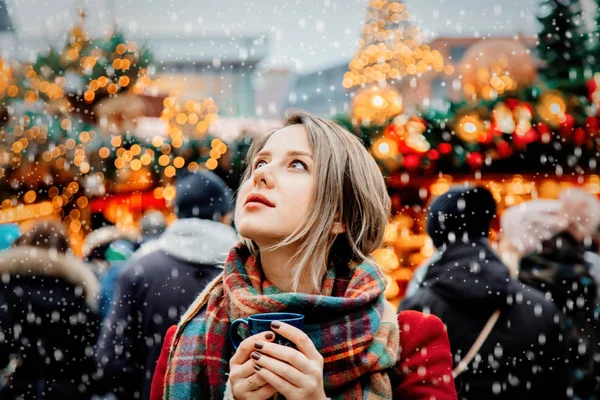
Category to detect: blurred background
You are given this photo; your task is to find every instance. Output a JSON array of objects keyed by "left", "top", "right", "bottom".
[{"left": 1, "top": 0, "right": 600, "bottom": 303}]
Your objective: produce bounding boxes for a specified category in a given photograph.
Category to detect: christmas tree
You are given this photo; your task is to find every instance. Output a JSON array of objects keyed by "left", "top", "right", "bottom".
[
  {"left": 343, "top": 0, "right": 450, "bottom": 126},
  {"left": 537, "top": 0, "right": 588, "bottom": 90},
  {"left": 343, "top": 0, "right": 448, "bottom": 89}
]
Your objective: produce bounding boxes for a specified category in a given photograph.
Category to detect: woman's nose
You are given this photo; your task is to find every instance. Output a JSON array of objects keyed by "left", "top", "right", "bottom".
[{"left": 252, "top": 165, "right": 274, "bottom": 188}]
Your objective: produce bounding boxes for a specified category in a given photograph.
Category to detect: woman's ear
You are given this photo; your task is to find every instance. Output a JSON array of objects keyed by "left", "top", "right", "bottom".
[{"left": 330, "top": 221, "right": 346, "bottom": 235}]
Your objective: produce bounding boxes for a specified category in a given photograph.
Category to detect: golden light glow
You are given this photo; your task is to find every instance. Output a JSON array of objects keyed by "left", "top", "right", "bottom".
[
  {"left": 459, "top": 40, "right": 536, "bottom": 100},
  {"left": 456, "top": 113, "right": 484, "bottom": 143},
  {"left": 344, "top": 0, "right": 448, "bottom": 88},
  {"left": 372, "top": 137, "right": 399, "bottom": 159},
  {"left": 372, "top": 247, "right": 400, "bottom": 271},
  {"left": 164, "top": 166, "right": 176, "bottom": 177},
  {"left": 130, "top": 159, "right": 142, "bottom": 171},
  {"left": 352, "top": 85, "right": 403, "bottom": 126},
  {"left": 0, "top": 201, "right": 54, "bottom": 224},
  {"left": 158, "top": 155, "right": 170, "bottom": 166},
  {"left": 111, "top": 136, "right": 122, "bottom": 148},
  {"left": 536, "top": 91, "right": 567, "bottom": 127},
  {"left": 206, "top": 158, "right": 218, "bottom": 170},
  {"left": 23, "top": 190, "right": 36, "bottom": 204},
  {"left": 163, "top": 186, "right": 176, "bottom": 201},
  {"left": 173, "top": 157, "right": 185, "bottom": 168}
]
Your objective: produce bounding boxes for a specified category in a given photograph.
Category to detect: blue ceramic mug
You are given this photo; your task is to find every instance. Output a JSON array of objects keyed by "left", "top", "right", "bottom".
[{"left": 229, "top": 312, "right": 305, "bottom": 350}]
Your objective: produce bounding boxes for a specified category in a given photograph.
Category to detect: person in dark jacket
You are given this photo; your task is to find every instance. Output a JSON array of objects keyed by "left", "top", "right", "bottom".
[
  {"left": 501, "top": 188, "right": 600, "bottom": 399},
  {"left": 95, "top": 170, "right": 238, "bottom": 400},
  {"left": 400, "top": 186, "right": 568, "bottom": 400},
  {"left": 0, "top": 220, "right": 100, "bottom": 399}
]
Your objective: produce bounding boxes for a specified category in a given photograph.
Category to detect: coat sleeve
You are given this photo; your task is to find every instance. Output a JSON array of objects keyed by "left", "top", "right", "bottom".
[
  {"left": 150, "top": 324, "right": 177, "bottom": 400},
  {"left": 392, "top": 310, "right": 458, "bottom": 400}
]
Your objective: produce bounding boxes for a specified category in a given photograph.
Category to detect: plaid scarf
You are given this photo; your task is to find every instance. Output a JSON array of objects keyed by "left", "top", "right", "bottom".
[{"left": 164, "top": 243, "right": 399, "bottom": 400}]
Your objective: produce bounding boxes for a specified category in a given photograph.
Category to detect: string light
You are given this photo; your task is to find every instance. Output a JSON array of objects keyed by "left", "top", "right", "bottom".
[{"left": 344, "top": 0, "right": 447, "bottom": 89}]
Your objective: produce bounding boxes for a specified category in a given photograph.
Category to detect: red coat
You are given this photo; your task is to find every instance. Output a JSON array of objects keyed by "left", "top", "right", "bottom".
[{"left": 150, "top": 310, "right": 457, "bottom": 399}]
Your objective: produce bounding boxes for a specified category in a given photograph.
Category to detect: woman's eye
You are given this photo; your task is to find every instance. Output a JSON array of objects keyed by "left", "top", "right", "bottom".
[
  {"left": 291, "top": 160, "right": 307, "bottom": 170},
  {"left": 254, "top": 160, "right": 267, "bottom": 169}
]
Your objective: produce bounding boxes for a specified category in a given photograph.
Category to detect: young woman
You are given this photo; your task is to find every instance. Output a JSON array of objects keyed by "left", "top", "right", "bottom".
[{"left": 151, "top": 111, "right": 457, "bottom": 399}]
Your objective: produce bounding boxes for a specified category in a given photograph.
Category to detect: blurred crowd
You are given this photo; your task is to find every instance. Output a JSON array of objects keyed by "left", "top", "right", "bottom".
[{"left": 1, "top": 174, "right": 600, "bottom": 399}]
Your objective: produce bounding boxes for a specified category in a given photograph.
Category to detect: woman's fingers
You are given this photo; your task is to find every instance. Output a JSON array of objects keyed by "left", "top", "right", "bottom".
[
  {"left": 270, "top": 321, "right": 323, "bottom": 362},
  {"left": 251, "top": 382, "right": 278, "bottom": 399},
  {"left": 229, "top": 330, "right": 276, "bottom": 366},
  {"left": 252, "top": 339, "right": 312, "bottom": 374},
  {"left": 229, "top": 358, "right": 267, "bottom": 381},
  {"left": 250, "top": 351, "right": 305, "bottom": 386},
  {"left": 253, "top": 364, "right": 297, "bottom": 396}
]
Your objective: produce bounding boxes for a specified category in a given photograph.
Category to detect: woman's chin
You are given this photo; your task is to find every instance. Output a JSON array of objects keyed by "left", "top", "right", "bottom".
[{"left": 238, "top": 227, "right": 288, "bottom": 248}]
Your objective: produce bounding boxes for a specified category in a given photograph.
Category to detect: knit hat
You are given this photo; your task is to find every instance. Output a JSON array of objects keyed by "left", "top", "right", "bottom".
[
  {"left": 559, "top": 187, "right": 600, "bottom": 241},
  {"left": 174, "top": 170, "right": 232, "bottom": 221},
  {"left": 427, "top": 185, "right": 497, "bottom": 248},
  {"left": 500, "top": 199, "right": 565, "bottom": 257},
  {"left": 0, "top": 224, "right": 21, "bottom": 251},
  {"left": 501, "top": 188, "right": 600, "bottom": 257}
]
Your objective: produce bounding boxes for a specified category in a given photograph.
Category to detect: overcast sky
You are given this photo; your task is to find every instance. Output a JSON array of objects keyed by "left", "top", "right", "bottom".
[{"left": 4, "top": 0, "right": 598, "bottom": 72}]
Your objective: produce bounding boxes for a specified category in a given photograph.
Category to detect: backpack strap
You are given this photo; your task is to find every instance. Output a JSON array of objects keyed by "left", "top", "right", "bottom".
[{"left": 452, "top": 309, "right": 501, "bottom": 379}]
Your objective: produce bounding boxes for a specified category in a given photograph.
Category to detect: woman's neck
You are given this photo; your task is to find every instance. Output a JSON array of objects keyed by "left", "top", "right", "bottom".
[{"left": 259, "top": 244, "right": 321, "bottom": 294}]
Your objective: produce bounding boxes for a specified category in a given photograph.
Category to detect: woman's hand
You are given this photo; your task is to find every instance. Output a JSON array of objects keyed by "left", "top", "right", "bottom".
[
  {"left": 228, "top": 331, "right": 278, "bottom": 400},
  {"left": 250, "top": 321, "right": 327, "bottom": 400}
]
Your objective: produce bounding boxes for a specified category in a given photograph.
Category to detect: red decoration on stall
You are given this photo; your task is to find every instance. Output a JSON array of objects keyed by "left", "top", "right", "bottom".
[
  {"left": 466, "top": 152, "right": 484, "bottom": 169},
  {"left": 536, "top": 122, "right": 552, "bottom": 143},
  {"left": 496, "top": 140, "right": 513, "bottom": 158},
  {"left": 574, "top": 128, "right": 587, "bottom": 146},
  {"left": 478, "top": 130, "right": 494, "bottom": 144},
  {"left": 438, "top": 143, "right": 452, "bottom": 154},
  {"left": 383, "top": 123, "right": 402, "bottom": 143},
  {"left": 586, "top": 116, "right": 598, "bottom": 135},
  {"left": 560, "top": 114, "right": 575, "bottom": 136},
  {"left": 403, "top": 154, "right": 421, "bottom": 169},
  {"left": 505, "top": 98, "right": 520, "bottom": 111},
  {"left": 427, "top": 149, "right": 440, "bottom": 161}
]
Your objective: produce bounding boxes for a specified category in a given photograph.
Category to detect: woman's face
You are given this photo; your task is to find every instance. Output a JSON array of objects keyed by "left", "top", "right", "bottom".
[{"left": 235, "top": 124, "right": 314, "bottom": 247}]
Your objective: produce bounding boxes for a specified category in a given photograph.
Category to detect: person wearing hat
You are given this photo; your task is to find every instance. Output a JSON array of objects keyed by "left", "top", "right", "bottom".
[
  {"left": 500, "top": 188, "right": 600, "bottom": 399},
  {"left": 95, "top": 170, "right": 238, "bottom": 400},
  {"left": 400, "top": 185, "right": 568, "bottom": 399}
]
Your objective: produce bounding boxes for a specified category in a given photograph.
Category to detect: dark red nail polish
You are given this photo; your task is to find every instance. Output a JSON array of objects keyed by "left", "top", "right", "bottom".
[
  {"left": 254, "top": 364, "right": 262, "bottom": 371},
  {"left": 254, "top": 341, "right": 264, "bottom": 349},
  {"left": 265, "top": 332, "right": 274, "bottom": 340},
  {"left": 251, "top": 352, "right": 261, "bottom": 360},
  {"left": 271, "top": 321, "right": 281, "bottom": 329}
]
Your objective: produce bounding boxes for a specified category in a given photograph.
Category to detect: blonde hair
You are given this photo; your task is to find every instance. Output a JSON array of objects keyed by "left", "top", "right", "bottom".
[{"left": 239, "top": 110, "right": 391, "bottom": 291}]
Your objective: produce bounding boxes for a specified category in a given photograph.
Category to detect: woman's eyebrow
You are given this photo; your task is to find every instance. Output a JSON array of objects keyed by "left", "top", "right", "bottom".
[{"left": 256, "top": 150, "right": 313, "bottom": 158}]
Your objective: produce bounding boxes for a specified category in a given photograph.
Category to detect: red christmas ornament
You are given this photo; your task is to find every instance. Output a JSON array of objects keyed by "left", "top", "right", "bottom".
[
  {"left": 466, "top": 152, "right": 484, "bottom": 169},
  {"left": 383, "top": 124, "right": 402, "bottom": 142},
  {"left": 512, "top": 133, "right": 527, "bottom": 149},
  {"left": 523, "top": 128, "right": 539, "bottom": 144},
  {"left": 521, "top": 102, "right": 534, "bottom": 115},
  {"left": 574, "top": 128, "right": 587, "bottom": 146},
  {"left": 496, "top": 140, "right": 512, "bottom": 158},
  {"left": 438, "top": 143, "right": 453, "bottom": 154},
  {"left": 427, "top": 149, "right": 440, "bottom": 161},
  {"left": 560, "top": 114, "right": 575, "bottom": 136},
  {"left": 505, "top": 98, "right": 520, "bottom": 111},
  {"left": 586, "top": 116, "right": 599, "bottom": 135},
  {"left": 403, "top": 154, "right": 421, "bottom": 169},
  {"left": 587, "top": 78, "right": 598, "bottom": 97},
  {"left": 478, "top": 130, "right": 494, "bottom": 144},
  {"left": 397, "top": 141, "right": 412, "bottom": 155},
  {"left": 489, "top": 122, "right": 502, "bottom": 136},
  {"left": 537, "top": 122, "right": 550, "bottom": 135}
]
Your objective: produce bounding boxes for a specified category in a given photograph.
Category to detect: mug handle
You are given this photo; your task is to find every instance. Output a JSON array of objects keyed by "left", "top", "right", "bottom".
[{"left": 229, "top": 318, "right": 249, "bottom": 350}]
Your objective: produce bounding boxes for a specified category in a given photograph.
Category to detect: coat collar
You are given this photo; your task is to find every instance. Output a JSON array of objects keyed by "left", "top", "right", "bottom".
[{"left": 0, "top": 246, "right": 100, "bottom": 310}]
